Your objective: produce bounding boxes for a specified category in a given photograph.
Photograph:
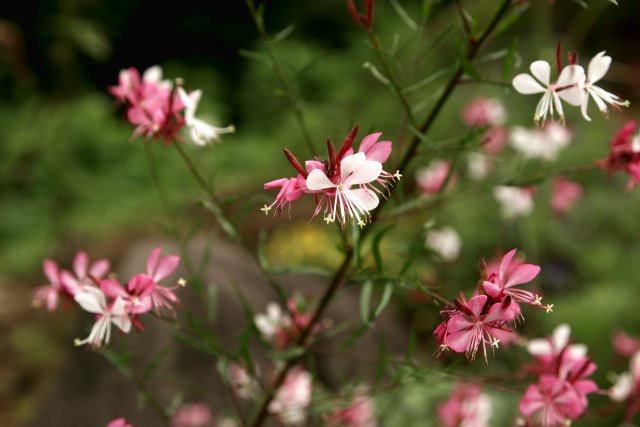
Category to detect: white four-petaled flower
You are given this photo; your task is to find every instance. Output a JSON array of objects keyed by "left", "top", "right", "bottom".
[{"left": 178, "top": 88, "right": 235, "bottom": 145}]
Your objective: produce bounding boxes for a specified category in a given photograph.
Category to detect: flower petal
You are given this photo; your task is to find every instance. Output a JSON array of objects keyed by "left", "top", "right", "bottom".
[
  {"left": 348, "top": 188, "right": 379, "bottom": 211},
  {"left": 89, "top": 260, "right": 110, "bottom": 278},
  {"left": 587, "top": 51, "right": 611, "bottom": 84},
  {"left": 74, "top": 287, "right": 106, "bottom": 314},
  {"left": 530, "top": 61, "right": 551, "bottom": 86},
  {"left": 505, "top": 263, "right": 540, "bottom": 288},
  {"left": 499, "top": 249, "right": 517, "bottom": 281},
  {"left": 341, "top": 153, "right": 382, "bottom": 185},
  {"left": 306, "top": 169, "right": 336, "bottom": 191},
  {"left": 512, "top": 74, "right": 546, "bottom": 94},
  {"left": 557, "top": 65, "right": 585, "bottom": 87}
]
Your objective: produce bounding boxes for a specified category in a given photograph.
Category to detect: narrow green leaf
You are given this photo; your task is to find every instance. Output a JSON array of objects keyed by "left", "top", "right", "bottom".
[
  {"left": 422, "top": 0, "right": 432, "bottom": 21},
  {"left": 270, "top": 346, "right": 305, "bottom": 360},
  {"left": 360, "top": 280, "right": 373, "bottom": 325},
  {"left": 238, "top": 49, "right": 271, "bottom": 66},
  {"left": 456, "top": 43, "right": 481, "bottom": 81},
  {"left": 502, "top": 37, "right": 519, "bottom": 81},
  {"left": 390, "top": 0, "right": 418, "bottom": 31},
  {"left": 373, "top": 282, "right": 394, "bottom": 318},
  {"left": 272, "top": 24, "right": 296, "bottom": 44},
  {"left": 342, "top": 324, "right": 370, "bottom": 350},
  {"left": 402, "top": 68, "right": 451, "bottom": 94},
  {"left": 206, "top": 284, "right": 218, "bottom": 325},
  {"left": 371, "top": 225, "right": 395, "bottom": 272}
]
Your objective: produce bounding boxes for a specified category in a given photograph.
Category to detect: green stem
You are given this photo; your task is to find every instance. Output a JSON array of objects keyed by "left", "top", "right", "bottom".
[
  {"left": 245, "top": 0, "right": 316, "bottom": 157},
  {"left": 248, "top": 2, "right": 514, "bottom": 425}
]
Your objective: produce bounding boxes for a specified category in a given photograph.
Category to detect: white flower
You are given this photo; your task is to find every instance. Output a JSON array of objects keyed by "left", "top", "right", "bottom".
[
  {"left": 510, "top": 122, "right": 572, "bottom": 161},
  {"left": 467, "top": 152, "right": 491, "bottom": 181},
  {"left": 610, "top": 351, "right": 640, "bottom": 401},
  {"left": 512, "top": 61, "right": 585, "bottom": 125},
  {"left": 493, "top": 186, "right": 534, "bottom": 219},
  {"left": 306, "top": 152, "right": 382, "bottom": 225},
  {"left": 73, "top": 287, "right": 131, "bottom": 348},
  {"left": 254, "top": 302, "right": 291, "bottom": 340},
  {"left": 269, "top": 367, "right": 312, "bottom": 426},
  {"left": 580, "top": 51, "right": 629, "bottom": 121},
  {"left": 425, "top": 226, "right": 462, "bottom": 262},
  {"left": 178, "top": 88, "right": 235, "bottom": 145}
]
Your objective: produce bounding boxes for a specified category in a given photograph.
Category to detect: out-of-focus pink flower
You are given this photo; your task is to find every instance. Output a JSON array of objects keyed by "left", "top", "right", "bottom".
[
  {"left": 416, "top": 160, "right": 455, "bottom": 195},
  {"left": 140, "top": 246, "right": 182, "bottom": 313},
  {"left": 171, "top": 402, "right": 214, "bottom": 427},
  {"left": 254, "top": 302, "right": 293, "bottom": 348},
  {"left": 613, "top": 331, "right": 640, "bottom": 357},
  {"left": 520, "top": 325, "right": 598, "bottom": 426},
  {"left": 60, "top": 250, "right": 111, "bottom": 296},
  {"left": 106, "top": 418, "right": 133, "bottom": 427},
  {"left": 327, "top": 394, "right": 376, "bottom": 427},
  {"left": 440, "top": 294, "right": 517, "bottom": 362},
  {"left": 268, "top": 366, "right": 312, "bottom": 426},
  {"left": 520, "top": 375, "right": 585, "bottom": 427},
  {"left": 610, "top": 351, "right": 640, "bottom": 421},
  {"left": 228, "top": 362, "right": 258, "bottom": 400},
  {"left": 482, "top": 248, "right": 544, "bottom": 309},
  {"left": 551, "top": 178, "right": 582, "bottom": 215},
  {"left": 510, "top": 122, "right": 572, "bottom": 161},
  {"left": 493, "top": 186, "right": 534, "bottom": 219},
  {"left": 482, "top": 126, "right": 508, "bottom": 155},
  {"left": 438, "top": 383, "right": 491, "bottom": 427},
  {"left": 261, "top": 177, "right": 303, "bottom": 217},
  {"left": 462, "top": 98, "right": 506, "bottom": 127},
  {"left": 73, "top": 287, "right": 131, "bottom": 348},
  {"left": 33, "top": 260, "right": 67, "bottom": 312},
  {"left": 600, "top": 120, "right": 640, "bottom": 189}
]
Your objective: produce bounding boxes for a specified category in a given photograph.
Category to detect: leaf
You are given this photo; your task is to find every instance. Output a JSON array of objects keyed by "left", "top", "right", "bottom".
[
  {"left": 238, "top": 49, "right": 271, "bottom": 67},
  {"left": 206, "top": 284, "right": 218, "bottom": 325},
  {"left": 455, "top": 42, "right": 481, "bottom": 81},
  {"left": 502, "top": 37, "right": 519, "bottom": 82},
  {"left": 342, "top": 324, "right": 370, "bottom": 350},
  {"left": 199, "top": 200, "right": 241, "bottom": 242},
  {"left": 371, "top": 225, "right": 395, "bottom": 272},
  {"left": 269, "top": 346, "right": 305, "bottom": 360},
  {"left": 272, "top": 24, "right": 296, "bottom": 44},
  {"left": 390, "top": 0, "right": 418, "bottom": 31},
  {"left": 373, "top": 282, "right": 394, "bottom": 318},
  {"left": 402, "top": 68, "right": 451, "bottom": 94},
  {"left": 360, "top": 280, "right": 373, "bottom": 325},
  {"left": 362, "top": 62, "right": 390, "bottom": 86},
  {"left": 422, "top": 0, "right": 432, "bottom": 21}
]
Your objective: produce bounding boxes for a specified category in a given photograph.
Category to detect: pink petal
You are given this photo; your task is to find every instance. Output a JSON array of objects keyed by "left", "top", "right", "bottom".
[
  {"left": 305, "top": 160, "right": 326, "bottom": 173},
  {"left": 498, "top": 249, "right": 517, "bottom": 282},
  {"left": 358, "top": 132, "right": 382, "bottom": 153},
  {"left": 89, "top": 260, "right": 111, "bottom": 278},
  {"left": 73, "top": 251, "right": 89, "bottom": 278},
  {"left": 146, "top": 247, "right": 162, "bottom": 277},
  {"left": 43, "top": 259, "right": 60, "bottom": 285},
  {"left": 587, "top": 51, "right": 611, "bottom": 84},
  {"left": 530, "top": 61, "right": 551, "bottom": 86},
  {"left": 466, "top": 295, "right": 487, "bottom": 318},
  {"left": 512, "top": 74, "right": 546, "bottom": 94},
  {"left": 100, "top": 278, "right": 129, "bottom": 299},
  {"left": 264, "top": 178, "right": 288, "bottom": 190},
  {"left": 482, "top": 280, "right": 502, "bottom": 298},
  {"left": 364, "top": 140, "right": 392, "bottom": 163},
  {"left": 306, "top": 169, "right": 336, "bottom": 191},
  {"left": 60, "top": 271, "right": 82, "bottom": 295},
  {"left": 505, "top": 263, "right": 540, "bottom": 288},
  {"left": 152, "top": 255, "right": 180, "bottom": 282}
]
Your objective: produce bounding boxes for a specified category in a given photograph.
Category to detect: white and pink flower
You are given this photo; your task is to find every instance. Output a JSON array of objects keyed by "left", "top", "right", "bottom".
[
  {"left": 438, "top": 383, "right": 491, "bottom": 427},
  {"left": 73, "top": 287, "right": 131, "bottom": 348},
  {"left": 268, "top": 366, "right": 312, "bottom": 426}
]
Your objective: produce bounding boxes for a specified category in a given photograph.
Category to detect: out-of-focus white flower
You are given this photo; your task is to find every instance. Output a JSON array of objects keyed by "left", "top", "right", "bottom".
[
  {"left": 510, "top": 122, "right": 572, "bottom": 161},
  {"left": 493, "top": 186, "right": 534, "bottom": 220},
  {"left": 425, "top": 227, "right": 462, "bottom": 262},
  {"left": 467, "top": 152, "right": 492, "bottom": 181},
  {"left": 178, "top": 88, "right": 235, "bottom": 145}
]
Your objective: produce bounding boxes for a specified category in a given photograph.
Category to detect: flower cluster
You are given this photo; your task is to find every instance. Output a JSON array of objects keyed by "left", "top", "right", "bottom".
[
  {"left": 519, "top": 324, "right": 598, "bottom": 426},
  {"left": 513, "top": 51, "right": 628, "bottom": 125},
  {"left": 268, "top": 366, "right": 313, "bottom": 426},
  {"left": 262, "top": 126, "right": 400, "bottom": 227},
  {"left": 438, "top": 382, "right": 491, "bottom": 427},
  {"left": 510, "top": 122, "right": 572, "bottom": 162},
  {"left": 434, "top": 248, "right": 548, "bottom": 362},
  {"left": 109, "top": 65, "right": 234, "bottom": 145},
  {"left": 600, "top": 120, "right": 640, "bottom": 189},
  {"left": 34, "top": 247, "right": 183, "bottom": 348}
]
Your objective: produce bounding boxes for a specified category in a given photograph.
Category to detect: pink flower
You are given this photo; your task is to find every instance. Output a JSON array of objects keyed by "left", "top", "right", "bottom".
[
  {"left": 32, "top": 259, "right": 67, "bottom": 312},
  {"left": 519, "top": 375, "right": 585, "bottom": 426},
  {"left": 438, "top": 383, "right": 491, "bottom": 427},
  {"left": 73, "top": 287, "right": 131, "bottom": 348},
  {"left": 60, "top": 250, "right": 111, "bottom": 296},
  {"left": 228, "top": 362, "right": 258, "bottom": 400},
  {"left": 551, "top": 178, "right": 582, "bottom": 215},
  {"left": 610, "top": 351, "right": 640, "bottom": 421},
  {"left": 140, "top": 246, "right": 182, "bottom": 313},
  {"left": 482, "top": 126, "right": 508, "bottom": 155},
  {"left": 106, "top": 418, "right": 133, "bottom": 427},
  {"left": 527, "top": 324, "right": 587, "bottom": 373},
  {"left": 254, "top": 302, "right": 293, "bottom": 348},
  {"left": 416, "top": 160, "right": 455, "bottom": 195},
  {"left": 482, "top": 248, "right": 544, "bottom": 308},
  {"left": 268, "top": 366, "right": 312, "bottom": 426},
  {"left": 613, "top": 331, "right": 640, "bottom": 357},
  {"left": 462, "top": 98, "right": 506, "bottom": 127},
  {"left": 440, "top": 294, "right": 517, "bottom": 362},
  {"left": 600, "top": 120, "right": 640, "bottom": 189},
  {"left": 171, "top": 402, "right": 214, "bottom": 427},
  {"left": 263, "top": 127, "right": 398, "bottom": 226},
  {"left": 327, "top": 394, "right": 376, "bottom": 427}
]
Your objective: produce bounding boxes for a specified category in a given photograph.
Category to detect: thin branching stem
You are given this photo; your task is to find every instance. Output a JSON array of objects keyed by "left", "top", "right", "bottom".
[
  {"left": 245, "top": 0, "right": 316, "bottom": 157},
  {"left": 248, "top": 2, "right": 514, "bottom": 425}
]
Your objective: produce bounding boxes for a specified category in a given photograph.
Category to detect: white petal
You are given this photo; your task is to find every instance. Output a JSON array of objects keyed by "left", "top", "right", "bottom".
[
  {"left": 530, "top": 61, "right": 551, "bottom": 85},
  {"left": 558, "top": 85, "right": 586, "bottom": 107},
  {"left": 306, "top": 169, "right": 336, "bottom": 191},
  {"left": 348, "top": 188, "right": 379, "bottom": 211},
  {"left": 556, "top": 65, "right": 585, "bottom": 87},
  {"left": 512, "top": 74, "right": 546, "bottom": 94},
  {"left": 610, "top": 372, "right": 633, "bottom": 401},
  {"left": 527, "top": 339, "right": 552, "bottom": 356},
  {"left": 588, "top": 51, "right": 611, "bottom": 84},
  {"left": 343, "top": 160, "right": 382, "bottom": 186},
  {"left": 111, "top": 314, "right": 132, "bottom": 333},
  {"left": 552, "top": 324, "right": 570, "bottom": 349},
  {"left": 339, "top": 153, "right": 366, "bottom": 178},
  {"left": 581, "top": 96, "right": 592, "bottom": 121},
  {"left": 74, "top": 287, "right": 106, "bottom": 314},
  {"left": 143, "top": 65, "right": 163, "bottom": 83}
]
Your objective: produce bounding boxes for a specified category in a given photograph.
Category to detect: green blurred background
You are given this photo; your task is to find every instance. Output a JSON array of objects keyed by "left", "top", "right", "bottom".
[{"left": 1, "top": 0, "right": 640, "bottom": 425}]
